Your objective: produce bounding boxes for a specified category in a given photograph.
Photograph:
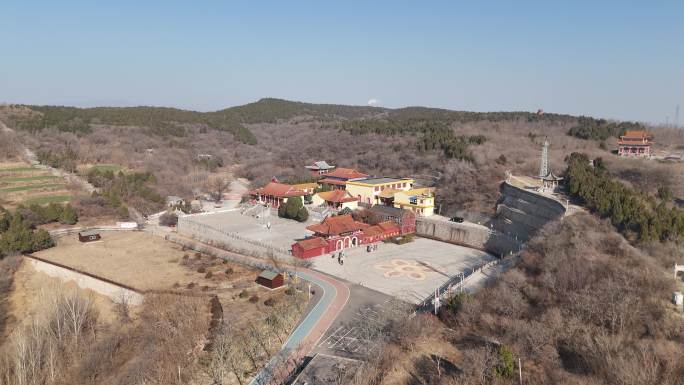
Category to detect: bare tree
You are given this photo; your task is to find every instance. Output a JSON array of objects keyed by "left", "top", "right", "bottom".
[{"left": 207, "top": 176, "right": 232, "bottom": 203}]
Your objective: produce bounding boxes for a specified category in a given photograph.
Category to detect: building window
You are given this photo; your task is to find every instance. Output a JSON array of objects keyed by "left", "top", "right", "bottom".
[
  {"left": 375, "top": 186, "right": 379, "bottom": 191},
  {"left": 402, "top": 183, "right": 406, "bottom": 188}
]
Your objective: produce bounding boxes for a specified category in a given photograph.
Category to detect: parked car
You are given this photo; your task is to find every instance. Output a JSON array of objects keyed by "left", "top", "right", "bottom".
[{"left": 449, "top": 216, "right": 464, "bottom": 223}]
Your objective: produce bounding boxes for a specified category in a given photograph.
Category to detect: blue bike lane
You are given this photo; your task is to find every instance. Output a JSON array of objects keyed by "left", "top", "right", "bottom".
[{"left": 249, "top": 269, "right": 348, "bottom": 385}]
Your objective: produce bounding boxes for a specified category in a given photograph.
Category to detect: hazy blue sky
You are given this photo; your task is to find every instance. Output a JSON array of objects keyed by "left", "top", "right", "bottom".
[{"left": 1, "top": 1, "right": 682, "bottom": 123}]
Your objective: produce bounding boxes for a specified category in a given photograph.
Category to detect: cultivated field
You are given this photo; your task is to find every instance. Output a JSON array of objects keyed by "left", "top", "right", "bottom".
[{"left": 0, "top": 161, "right": 72, "bottom": 208}]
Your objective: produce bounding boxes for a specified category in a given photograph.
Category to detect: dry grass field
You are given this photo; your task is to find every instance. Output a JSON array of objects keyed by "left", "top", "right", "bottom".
[
  {"left": 31, "top": 231, "right": 307, "bottom": 330},
  {"left": 8, "top": 260, "right": 118, "bottom": 325},
  {"left": 0, "top": 161, "right": 72, "bottom": 208}
]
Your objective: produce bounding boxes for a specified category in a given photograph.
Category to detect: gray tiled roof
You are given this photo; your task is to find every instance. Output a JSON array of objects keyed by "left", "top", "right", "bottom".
[{"left": 258, "top": 270, "right": 279, "bottom": 280}]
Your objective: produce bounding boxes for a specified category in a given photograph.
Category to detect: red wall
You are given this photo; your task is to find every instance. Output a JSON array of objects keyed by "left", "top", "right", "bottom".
[{"left": 292, "top": 244, "right": 327, "bottom": 259}]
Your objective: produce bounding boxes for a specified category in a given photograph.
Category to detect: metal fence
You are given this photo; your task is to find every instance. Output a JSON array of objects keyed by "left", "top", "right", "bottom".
[{"left": 177, "top": 216, "right": 296, "bottom": 264}]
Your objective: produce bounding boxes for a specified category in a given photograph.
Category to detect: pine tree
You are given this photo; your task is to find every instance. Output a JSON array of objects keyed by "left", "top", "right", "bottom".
[{"left": 59, "top": 204, "right": 78, "bottom": 225}]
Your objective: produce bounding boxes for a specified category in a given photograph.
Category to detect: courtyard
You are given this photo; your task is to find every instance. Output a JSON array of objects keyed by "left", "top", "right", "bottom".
[
  {"left": 181, "top": 209, "right": 495, "bottom": 304},
  {"left": 310, "top": 237, "right": 495, "bottom": 304},
  {"left": 182, "top": 207, "right": 311, "bottom": 249}
]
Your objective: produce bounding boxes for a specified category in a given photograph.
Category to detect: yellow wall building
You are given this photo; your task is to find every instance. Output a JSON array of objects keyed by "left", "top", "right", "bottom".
[
  {"left": 393, "top": 187, "right": 435, "bottom": 216},
  {"left": 345, "top": 177, "right": 414, "bottom": 206}
]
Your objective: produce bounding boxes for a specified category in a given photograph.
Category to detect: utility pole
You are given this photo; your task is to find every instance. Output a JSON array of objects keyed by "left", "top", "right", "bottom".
[
  {"left": 518, "top": 358, "right": 522, "bottom": 385},
  {"left": 676, "top": 105, "right": 680, "bottom": 129}
]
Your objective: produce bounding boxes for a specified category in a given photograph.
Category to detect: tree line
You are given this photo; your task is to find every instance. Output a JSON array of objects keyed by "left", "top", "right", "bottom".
[
  {"left": 8, "top": 104, "right": 258, "bottom": 144},
  {"left": 567, "top": 116, "right": 646, "bottom": 141},
  {"left": 86, "top": 169, "right": 164, "bottom": 217},
  {"left": 565, "top": 152, "right": 684, "bottom": 242},
  {"left": 0, "top": 202, "right": 78, "bottom": 258}
]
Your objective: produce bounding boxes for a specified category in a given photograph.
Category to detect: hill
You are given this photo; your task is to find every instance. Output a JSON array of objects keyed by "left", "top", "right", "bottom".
[{"left": 1, "top": 99, "right": 681, "bottom": 218}]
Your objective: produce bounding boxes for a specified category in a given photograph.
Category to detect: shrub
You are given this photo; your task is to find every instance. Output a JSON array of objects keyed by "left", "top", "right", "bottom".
[
  {"left": 204, "top": 271, "right": 213, "bottom": 279},
  {"left": 284, "top": 287, "right": 296, "bottom": 296},
  {"left": 159, "top": 212, "right": 178, "bottom": 226},
  {"left": 197, "top": 266, "right": 206, "bottom": 273},
  {"left": 239, "top": 290, "right": 249, "bottom": 298},
  {"left": 493, "top": 345, "right": 516, "bottom": 379},
  {"left": 225, "top": 267, "right": 234, "bottom": 275},
  {"left": 264, "top": 298, "right": 276, "bottom": 307},
  {"left": 248, "top": 295, "right": 259, "bottom": 303},
  {"left": 278, "top": 196, "right": 309, "bottom": 222}
]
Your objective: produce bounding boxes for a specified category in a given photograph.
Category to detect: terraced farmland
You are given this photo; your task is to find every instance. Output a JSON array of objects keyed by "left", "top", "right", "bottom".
[{"left": 0, "top": 162, "right": 72, "bottom": 208}]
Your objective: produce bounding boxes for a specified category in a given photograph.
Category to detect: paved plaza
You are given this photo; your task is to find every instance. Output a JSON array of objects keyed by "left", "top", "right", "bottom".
[
  {"left": 184, "top": 207, "right": 312, "bottom": 249},
  {"left": 184, "top": 209, "right": 495, "bottom": 304},
  {"left": 311, "top": 237, "right": 495, "bottom": 304}
]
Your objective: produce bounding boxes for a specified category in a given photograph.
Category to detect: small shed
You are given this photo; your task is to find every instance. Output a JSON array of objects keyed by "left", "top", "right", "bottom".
[
  {"left": 78, "top": 230, "right": 101, "bottom": 243},
  {"left": 256, "top": 270, "right": 284, "bottom": 289}
]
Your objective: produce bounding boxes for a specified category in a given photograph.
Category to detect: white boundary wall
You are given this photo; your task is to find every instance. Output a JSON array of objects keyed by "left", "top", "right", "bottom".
[{"left": 26, "top": 257, "right": 144, "bottom": 305}]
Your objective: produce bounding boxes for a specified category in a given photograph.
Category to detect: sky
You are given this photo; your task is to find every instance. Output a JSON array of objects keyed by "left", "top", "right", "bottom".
[{"left": 1, "top": 1, "right": 683, "bottom": 123}]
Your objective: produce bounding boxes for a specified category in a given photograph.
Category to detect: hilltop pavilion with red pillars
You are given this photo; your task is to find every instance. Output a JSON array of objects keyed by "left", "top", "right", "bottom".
[
  {"left": 318, "top": 168, "right": 369, "bottom": 190},
  {"left": 248, "top": 182, "right": 307, "bottom": 208},
  {"left": 291, "top": 214, "right": 403, "bottom": 258},
  {"left": 618, "top": 130, "right": 654, "bottom": 157}
]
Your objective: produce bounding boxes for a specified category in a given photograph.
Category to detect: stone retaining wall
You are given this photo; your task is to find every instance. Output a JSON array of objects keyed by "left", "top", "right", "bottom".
[
  {"left": 493, "top": 182, "right": 567, "bottom": 241},
  {"left": 25, "top": 255, "right": 144, "bottom": 305},
  {"left": 416, "top": 218, "right": 520, "bottom": 257}
]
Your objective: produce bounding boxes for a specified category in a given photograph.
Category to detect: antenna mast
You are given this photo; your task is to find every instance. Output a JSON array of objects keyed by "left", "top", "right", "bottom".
[
  {"left": 539, "top": 139, "right": 549, "bottom": 178},
  {"left": 676, "top": 105, "right": 680, "bottom": 129}
]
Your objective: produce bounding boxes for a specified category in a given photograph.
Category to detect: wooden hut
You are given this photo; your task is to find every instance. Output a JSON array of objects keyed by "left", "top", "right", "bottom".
[
  {"left": 78, "top": 230, "right": 101, "bottom": 243},
  {"left": 255, "top": 270, "right": 284, "bottom": 289}
]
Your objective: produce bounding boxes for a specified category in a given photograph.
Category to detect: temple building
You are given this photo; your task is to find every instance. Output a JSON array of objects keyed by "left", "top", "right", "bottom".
[
  {"left": 248, "top": 182, "right": 307, "bottom": 208},
  {"left": 311, "top": 190, "right": 359, "bottom": 211},
  {"left": 345, "top": 177, "right": 414, "bottom": 206},
  {"left": 291, "top": 214, "right": 402, "bottom": 258},
  {"left": 369, "top": 205, "right": 417, "bottom": 234},
  {"left": 618, "top": 130, "right": 653, "bottom": 157},
  {"left": 318, "top": 168, "right": 368, "bottom": 190},
  {"left": 305, "top": 160, "right": 336, "bottom": 176},
  {"left": 290, "top": 182, "right": 318, "bottom": 195},
  {"left": 393, "top": 187, "right": 435, "bottom": 216}
]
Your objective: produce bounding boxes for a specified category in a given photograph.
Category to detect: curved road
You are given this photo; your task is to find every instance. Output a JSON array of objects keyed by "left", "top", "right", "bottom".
[{"left": 249, "top": 268, "right": 349, "bottom": 385}]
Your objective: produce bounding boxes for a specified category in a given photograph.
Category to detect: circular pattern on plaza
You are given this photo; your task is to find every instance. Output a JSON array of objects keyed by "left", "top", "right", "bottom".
[{"left": 374, "top": 259, "right": 434, "bottom": 281}]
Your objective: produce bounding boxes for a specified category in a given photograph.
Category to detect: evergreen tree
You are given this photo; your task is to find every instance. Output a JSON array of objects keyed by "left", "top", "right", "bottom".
[{"left": 59, "top": 204, "right": 78, "bottom": 225}]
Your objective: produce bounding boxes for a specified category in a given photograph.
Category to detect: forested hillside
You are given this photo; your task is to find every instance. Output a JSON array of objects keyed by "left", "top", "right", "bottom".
[{"left": 2, "top": 99, "right": 682, "bottom": 218}]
